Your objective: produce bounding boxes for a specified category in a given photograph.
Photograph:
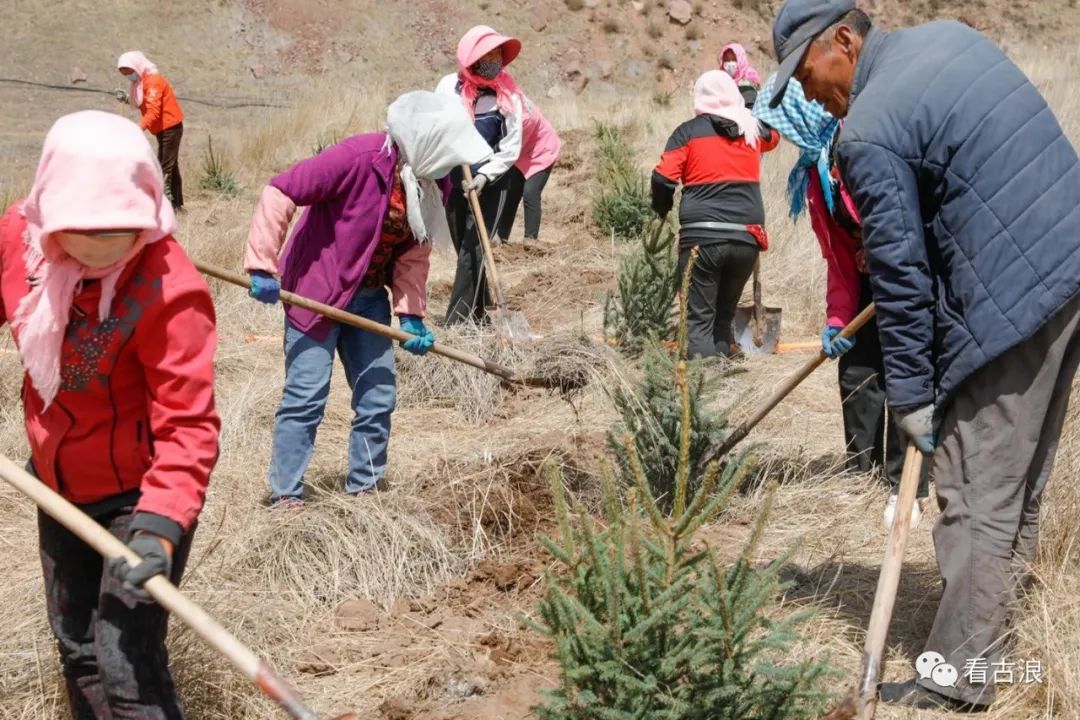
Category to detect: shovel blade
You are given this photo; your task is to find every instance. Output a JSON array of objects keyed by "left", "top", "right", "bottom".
[
  {"left": 732, "top": 304, "right": 782, "bottom": 355},
  {"left": 491, "top": 309, "right": 539, "bottom": 344}
]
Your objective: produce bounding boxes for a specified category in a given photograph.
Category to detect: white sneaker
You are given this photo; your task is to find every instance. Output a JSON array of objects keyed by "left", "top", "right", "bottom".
[{"left": 883, "top": 494, "right": 923, "bottom": 530}]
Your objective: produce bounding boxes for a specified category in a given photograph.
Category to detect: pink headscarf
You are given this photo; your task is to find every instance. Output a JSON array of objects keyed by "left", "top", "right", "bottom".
[
  {"left": 15, "top": 110, "right": 175, "bottom": 408},
  {"left": 692, "top": 70, "right": 760, "bottom": 147},
  {"left": 455, "top": 25, "right": 525, "bottom": 118},
  {"left": 719, "top": 43, "right": 761, "bottom": 87},
  {"left": 117, "top": 51, "right": 159, "bottom": 108}
]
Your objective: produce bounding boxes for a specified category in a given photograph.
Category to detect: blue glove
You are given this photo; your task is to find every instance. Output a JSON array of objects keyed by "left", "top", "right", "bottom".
[
  {"left": 400, "top": 315, "right": 435, "bottom": 355},
  {"left": 249, "top": 271, "right": 280, "bottom": 304},
  {"left": 821, "top": 325, "right": 855, "bottom": 359},
  {"left": 896, "top": 404, "right": 936, "bottom": 454}
]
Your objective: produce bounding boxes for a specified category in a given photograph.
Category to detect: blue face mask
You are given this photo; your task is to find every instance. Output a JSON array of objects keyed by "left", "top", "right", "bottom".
[
  {"left": 125, "top": 72, "right": 139, "bottom": 82},
  {"left": 473, "top": 60, "right": 502, "bottom": 80}
]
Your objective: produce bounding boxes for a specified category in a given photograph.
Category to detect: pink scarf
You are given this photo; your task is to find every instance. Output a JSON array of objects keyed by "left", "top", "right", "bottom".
[
  {"left": 692, "top": 70, "right": 760, "bottom": 148},
  {"left": 719, "top": 43, "right": 762, "bottom": 87},
  {"left": 16, "top": 110, "right": 175, "bottom": 409},
  {"left": 117, "top": 51, "right": 159, "bottom": 109},
  {"left": 455, "top": 25, "right": 525, "bottom": 118}
]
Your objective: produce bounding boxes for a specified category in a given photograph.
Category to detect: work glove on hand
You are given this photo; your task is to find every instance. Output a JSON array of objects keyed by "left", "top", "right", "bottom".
[
  {"left": 400, "top": 315, "right": 435, "bottom": 355},
  {"left": 896, "top": 404, "right": 936, "bottom": 455},
  {"left": 821, "top": 325, "right": 855, "bottom": 359},
  {"left": 248, "top": 270, "right": 281, "bottom": 304},
  {"left": 113, "top": 89, "right": 129, "bottom": 103},
  {"left": 463, "top": 172, "right": 488, "bottom": 196},
  {"left": 108, "top": 533, "right": 173, "bottom": 601}
]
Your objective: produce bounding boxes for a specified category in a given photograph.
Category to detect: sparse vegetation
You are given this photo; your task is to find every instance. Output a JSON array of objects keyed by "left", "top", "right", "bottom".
[
  {"left": 565, "top": 0, "right": 585, "bottom": 10},
  {"left": 647, "top": 21, "right": 664, "bottom": 38},
  {"left": 1, "top": 5, "right": 1079, "bottom": 720},
  {"left": 198, "top": 134, "right": 240, "bottom": 198},
  {"left": 652, "top": 88, "right": 675, "bottom": 107},
  {"left": 601, "top": 17, "right": 622, "bottom": 33},
  {"left": 686, "top": 23, "right": 704, "bottom": 40}
]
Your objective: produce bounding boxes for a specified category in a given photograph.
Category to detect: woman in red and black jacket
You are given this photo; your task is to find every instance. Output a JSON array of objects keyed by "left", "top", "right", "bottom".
[
  {"left": 0, "top": 110, "right": 218, "bottom": 719},
  {"left": 652, "top": 69, "right": 779, "bottom": 359}
]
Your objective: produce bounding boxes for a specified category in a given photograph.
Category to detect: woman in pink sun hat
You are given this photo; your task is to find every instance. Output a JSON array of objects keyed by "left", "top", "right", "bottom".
[{"left": 436, "top": 25, "right": 533, "bottom": 325}]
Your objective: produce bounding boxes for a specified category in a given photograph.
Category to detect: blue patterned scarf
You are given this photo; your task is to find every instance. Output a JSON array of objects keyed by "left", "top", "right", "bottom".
[{"left": 753, "top": 74, "right": 840, "bottom": 220}]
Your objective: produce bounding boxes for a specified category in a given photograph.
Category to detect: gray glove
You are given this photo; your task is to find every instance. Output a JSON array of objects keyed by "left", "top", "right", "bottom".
[
  {"left": 895, "top": 404, "right": 936, "bottom": 455},
  {"left": 113, "top": 89, "right": 129, "bottom": 103},
  {"left": 464, "top": 172, "right": 488, "bottom": 196},
  {"left": 109, "top": 533, "right": 172, "bottom": 601}
]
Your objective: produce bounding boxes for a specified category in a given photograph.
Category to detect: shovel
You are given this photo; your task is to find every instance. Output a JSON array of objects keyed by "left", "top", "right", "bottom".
[
  {"left": 195, "top": 262, "right": 569, "bottom": 390},
  {"left": 460, "top": 164, "right": 537, "bottom": 343},
  {"left": 732, "top": 257, "right": 782, "bottom": 354},
  {"left": 0, "top": 452, "right": 353, "bottom": 720},
  {"left": 704, "top": 303, "right": 876, "bottom": 464},
  {"left": 824, "top": 442, "right": 925, "bottom": 720}
]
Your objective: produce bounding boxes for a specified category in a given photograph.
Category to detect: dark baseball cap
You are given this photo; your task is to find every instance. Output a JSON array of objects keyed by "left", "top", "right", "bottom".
[{"left": 769, "top": 0, "right": 856, "bottom": 107}]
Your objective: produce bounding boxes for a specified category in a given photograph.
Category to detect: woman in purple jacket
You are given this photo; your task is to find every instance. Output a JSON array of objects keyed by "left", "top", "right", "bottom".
[{"left": 244, "top": 91, "right": 490, "bottom": 508}]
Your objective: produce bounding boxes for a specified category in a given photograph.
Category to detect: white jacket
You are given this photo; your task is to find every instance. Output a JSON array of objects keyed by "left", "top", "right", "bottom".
[{"left": 435, "top": 73, "right": 523, "bottom": 183}]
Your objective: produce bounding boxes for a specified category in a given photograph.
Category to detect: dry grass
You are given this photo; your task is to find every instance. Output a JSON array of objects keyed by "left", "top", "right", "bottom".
[{"left": 0, "top": 20, "right": 1078, "bottom": 720}]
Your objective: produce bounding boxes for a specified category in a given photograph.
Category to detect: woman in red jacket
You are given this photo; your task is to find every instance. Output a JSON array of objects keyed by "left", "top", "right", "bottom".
[
  {"left": 118, "top": 51, "right": 186, "bottom": 210},
  {"left": 754, "top": 75, "right": 928, "bottom": 529},
  {"left": 0, "top": 110, "right": 219, "bottom": 718}
]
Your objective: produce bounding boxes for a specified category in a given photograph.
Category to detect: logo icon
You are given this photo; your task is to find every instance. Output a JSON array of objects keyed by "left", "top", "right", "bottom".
[{"left": 916, "top": 651, "right": 958, "bottom": 688}]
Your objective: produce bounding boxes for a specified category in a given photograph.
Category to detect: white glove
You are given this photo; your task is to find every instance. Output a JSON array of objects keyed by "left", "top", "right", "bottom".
[{"left": 464, "top": 172, "right": 488, "bottom": 196}]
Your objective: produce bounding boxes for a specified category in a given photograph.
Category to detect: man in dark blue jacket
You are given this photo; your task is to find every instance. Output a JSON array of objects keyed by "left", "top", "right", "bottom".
[{"left": 768, "top": 0, "right": 1080, "bottom": 712}]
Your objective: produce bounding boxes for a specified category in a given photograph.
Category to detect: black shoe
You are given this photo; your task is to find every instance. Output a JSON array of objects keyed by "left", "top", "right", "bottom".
[{"left": 879, "top": 679, "right": 989, "bottom": 712}]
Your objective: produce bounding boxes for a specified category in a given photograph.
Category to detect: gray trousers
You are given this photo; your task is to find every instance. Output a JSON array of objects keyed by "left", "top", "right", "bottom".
[{"left": 917, "top": 292, "right": 1080, "bottom": 705}]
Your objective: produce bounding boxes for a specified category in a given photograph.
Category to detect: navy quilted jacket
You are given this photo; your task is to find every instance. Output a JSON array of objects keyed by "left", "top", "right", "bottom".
[{"left": 837, "top": 22, "right": 1080, "bottom": 413}]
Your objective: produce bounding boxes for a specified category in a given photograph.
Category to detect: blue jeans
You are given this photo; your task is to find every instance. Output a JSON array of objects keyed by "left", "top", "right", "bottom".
[{"left": 268, "top": 287, "right": 396, "bottom": 499}]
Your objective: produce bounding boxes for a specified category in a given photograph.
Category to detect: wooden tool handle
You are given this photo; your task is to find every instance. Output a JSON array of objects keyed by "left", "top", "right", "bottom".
[
  {"left": 196, "top": 261, "right": 529, "bottom": 386},
  {"left": 857, "top": 443, "right": 924, "bottom": 719},
  {"left": 0, "top": 453, "right": 320, "bottom": 720},
  {"left": 460, "top": 165, "right": 509, "bottom": 311},
  {"left": 706, "top": 303, "right": 876, "bottom": 462}
]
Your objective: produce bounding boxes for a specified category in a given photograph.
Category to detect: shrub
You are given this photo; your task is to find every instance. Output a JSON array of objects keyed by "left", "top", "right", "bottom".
[
  {"left": 198, "top": 135, "right": 240, "bottom": 198},
  {"left": 534, "top": 292, "right": 837, "bottom": 719},
  {"left": 591, "top": 123, "right": 653, "bottom": 241},
  {"left": 652, "top": 89, "right": 675, "bottom": 107},
  {"left": 607, "top": 344, "right": 724, "bottom": 508},
  {"left": 603, "top": 219, "right": 678, "bottom": 355}
]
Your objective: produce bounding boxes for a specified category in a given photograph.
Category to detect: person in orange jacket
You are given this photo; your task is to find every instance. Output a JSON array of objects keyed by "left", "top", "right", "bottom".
[{"left": 117, "top": 51, "right": 186, "bottom": 210}]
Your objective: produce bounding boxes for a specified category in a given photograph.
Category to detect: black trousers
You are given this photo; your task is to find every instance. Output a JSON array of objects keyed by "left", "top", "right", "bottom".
[
  {"left": 39, "top": 505, "right": 195, "bottom": 719},
  {"left": 838, "top": 276, "right": 930, "bottom": 494},
  {"left": 677, "top": 241, "right": 758, "bottom": 359},
  {"left": 496, "top": 165, "right": 553, "bottom": 241},
  {"left": 444, "top": 166, "right": 511, "bottom": 325},
  {"left": 156, "top": 123, "right": 184, "bottom": 210}
]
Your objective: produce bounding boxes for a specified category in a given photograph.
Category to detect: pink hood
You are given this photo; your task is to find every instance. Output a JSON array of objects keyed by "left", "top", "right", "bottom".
[
  {"left": 455, "top": 25, "right": 525, "bottom": 118},
  {"left": 719, "top": 43, "right": 762, "bottom": 87},
  {"left": 117, "top": 51, "right": 159, "bottom": 108},
  {"left": 693, "top": 70, "right": 760, "bottom": 147},
  {"left": 16, "top": 110, "right": 175, "bottom": 408}
]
